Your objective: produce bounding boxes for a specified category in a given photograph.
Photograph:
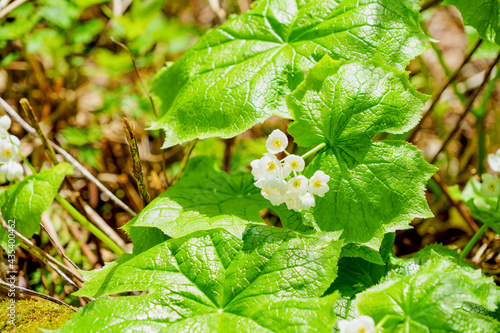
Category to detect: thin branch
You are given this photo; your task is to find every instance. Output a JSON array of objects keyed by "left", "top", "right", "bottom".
[
  {"left": 109, "top": 38, "right": 158, "bottom": 118},
  {"left": 0, "top": 97, "right": 136, "bottom": 216},
  {"left": 173, "top": 139, "right": 198, "bottom": 184},
  {"left": 431, "top": 174, "right": 478, "bottom": 232},
  {"left": 19, "top": 98, "right": 58, "bottom": 165},
  {"left": 17, "top": 98, "right": 128, "bottom": 254},
  {"left": 430, "top": 51, "right": 500, "bottom": 164},
  {"left": 222, "top": 137, "right": 235, "bottom": 172},
  {"left": 110, "top": 37, "right": 167, "bottom": 178},
  {"left": 40, "top": 223, "right": 81, "bottom": 273},
  {"left": 0, "top": 0, "right": 11, "bottom": 10},
  {"left": 408, "top": 39, "right": 483, "bottom": 142},
  {"left": 123, "top": 118, "right": 151, "bottom": 207},
  {"left": 0, "top": 0, "right": 25, "bottom": 19},
  {"left": 0, "top": 213, "right": 85, "bottom": 285},
  {"left": 0, "top": 279, "right": 77, "bottom": 311}
]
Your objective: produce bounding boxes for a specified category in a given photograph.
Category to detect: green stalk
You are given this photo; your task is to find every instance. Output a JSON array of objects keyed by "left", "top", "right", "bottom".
[
  {"left": 19, "top": 152, "right": 125, "bottom": 256},
  {"left": 475, "top": 65, "right": 500, "bottom": 173},
  {"left": 55, "top": 194, "right": 124, "bottom": 256},
  {"left": 460, "top": 223, "right": 488, "bottom": 260},
  {"left": 301, "top": 142, "right": 326, "bottom": 160}
]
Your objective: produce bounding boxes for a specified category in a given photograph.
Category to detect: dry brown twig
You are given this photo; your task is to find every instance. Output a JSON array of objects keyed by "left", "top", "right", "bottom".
[
  {"left": 0, "top": 97, "right": 137, "bottom": 216},
  {"left": 110, "top": 37, "right": 168, "bottom": 179},
  {"left": 408, "top": 39, "right": 483, "bottom": 142},
  {"left": 0, "top": 214, "right": 85, "bottom": 289},
  {"left": 173, "top": 139, "right": 198, "bottom": 184},
  {"left": 430, "top": 51, "right": 500, "bottom": 164},
  {"left": 0, "top": 279, "right": 77, "bottom": 311},
  {"left": 19, "top": 98, "right": 129, "bottom": 253}
]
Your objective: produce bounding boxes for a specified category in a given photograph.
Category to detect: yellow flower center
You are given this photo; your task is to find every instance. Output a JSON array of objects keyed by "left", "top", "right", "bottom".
[
  {"left": 263, "top": 190, "right": 270, "bottom": 197},
  {"left": 272, "top": 138, "right": 281, "bottom": 148},
  {"left": 3, "top": 148, "right": 12, "bottom": 158},
  {"left": 313, "top": 180, "right": 322, "bottom": 188},
  {"left": 267, "top": 161, "right": 276, "bottom": 171},
  {"left": 489, "top": 183, "right": 496, "bottom": 192},
  {"left": 290, "top": 160, "right": 299, "bottom": 169},
  {"left": 293, "top": 180, "right": 301, "bottom": 188},
  {"left": 358, "top": 328, "right": 366, "bottom": 333}
]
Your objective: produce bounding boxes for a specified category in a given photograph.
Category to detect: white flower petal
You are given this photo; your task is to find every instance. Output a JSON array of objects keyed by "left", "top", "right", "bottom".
[
  {"left": 0, "top": 141, "right": 18, "bottom": 164},
  {"left": 0, "top": 161, "right": 23, "bottom": 182},
  {"left": 283, "top": 154, "right": 305, "bottom": 177},
  {"left": 480, "top": 174, "right": 500, "bottom": 197},
  {"left": 299, "top": 192, "right": 315, "bottom": 210},
  {"left": 287, "top": 175, "right": 309, "bottom": 195},
  {"left": 265, "top": 129, "right": 288, "bottom": 154},
  {"left": 309, "top": 170, "right": 330, "bottom": 197},
  {"left": 0, "top": 115, "right": 12, "bottom": 131},
  {"left": 338, "top": 316, "right": 376, "bottom": 333},
  {"left": 9, "top": 135, "right": 20, "bottom": 147},
  {"left": 488, "top": 149, "right": 500, "bottom": 173}
]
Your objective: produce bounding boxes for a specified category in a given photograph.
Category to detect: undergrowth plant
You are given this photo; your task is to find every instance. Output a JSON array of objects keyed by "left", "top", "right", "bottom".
[{"left": 2, "top": 0, "right": 500, "bottom": 332}]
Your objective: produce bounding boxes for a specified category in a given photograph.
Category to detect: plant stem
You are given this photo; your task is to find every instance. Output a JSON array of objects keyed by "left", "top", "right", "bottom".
[
  {"left": 123, "top": 118, "right": 150, "bottom": 207},
  {"left": 55, "top": 194, "right": 125, "bottom": 256},
  {"left": 301, "top": 142, "right": 326, "bottom": 160},
  {"left": 430, "top": 50, "right": 500, "bottom": 164},
  {"left": 460, "top": 223, "right": 489, "bottom": 260},
  {"left": 0, "top": 97, "right": 136, "bottom": 216},
  {"left": 173, "top": 139, "right": 197, "bottom": 184}
]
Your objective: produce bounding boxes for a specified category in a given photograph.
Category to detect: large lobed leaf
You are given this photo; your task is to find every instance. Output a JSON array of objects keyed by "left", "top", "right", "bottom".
[
  {"left": 356, "top": 246, "right": 500, "bottom": 332},
  {"left": 55, "top": 226, "right": 342, "bottom": 332},
  {"left": 150, "top": 0, "right": 427, "bottom": 148},
  {"left": 123, "top": 158, "right": 311, "bottom": 253},
  {"left": 444, "top": 0, "right": 500, "bottom": 45},
  {"left": 287, "top": 55, "right": 436, "bottom": 255},
  {"left": 0, "top": 163, "right": 72, "bottom": 250}
]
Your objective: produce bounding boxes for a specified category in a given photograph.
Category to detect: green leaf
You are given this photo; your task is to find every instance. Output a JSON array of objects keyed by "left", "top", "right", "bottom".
[
  {"left": 123, "top": 158, "right": 307, "bottom": 251},
  {"left": 444, "top": 0, "right": 500, "bottom": 45},
  {"left": 150, "top": 0, "right": 427, "bottom": 148},
  {"left": 0, "top": 163, "right": 73, "bottom": 250},
  {"left": 328, "top": 233, "right": 394, "bottom": 330},
  {"left": 287, "top": 56, "right": 436, "bottom": 253},
  {"left": 460, "top": 178, "right": 500, "bottom": 234},
  {"left": 38, "top": 0, "right": 81, "bottom": 30},
  {"left": 56, "top": 226, "right": 342, "bottom": 332},
  {"left": 357, "top": 246, "right": 500, "bottom": 332}
]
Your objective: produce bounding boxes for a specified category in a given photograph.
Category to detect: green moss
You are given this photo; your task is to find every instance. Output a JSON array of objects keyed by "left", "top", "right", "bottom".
[{"left": 0, "top": 297, "right": 73, "bottom": 332}]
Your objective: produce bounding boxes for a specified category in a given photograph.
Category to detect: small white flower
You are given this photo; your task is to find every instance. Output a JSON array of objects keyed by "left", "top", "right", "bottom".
[
  {"left": 287, "top": 175, "right": 309, "bottom": 195},
  {"left": 265, "top": 129, "right": 288, "bottom": 154},
  {"left": 284, "top": 191, "right": 301, "bottom": 211},
  {"left": 480, "top": 174, "right": 500, "bottom": 198},
  {"left": 0, "top": 115, "right": 12, "bottom": 131},
  {"left": 309, "top": 170, "right": 330, "bottom": 197},
  {"left": 0, "top": 160, "right": 23, "bottom": 182},
  {"left": 338, "top": 315, "right": 376, "bottom": 333},
  {"left": 251, "top": 153, "right": 283, "bottom": 181},
  {"left": 299, "top": 192, "right": 315, "bottom": 210},
  {"left": 488, "top": 149, "right": 500, "bottom": 173},
  {"left": 0, "top": 140, "right": 18, "bottom": 164},
  {"left": 283, "top": 154, "right": 305, "bottom": 177},
  {"left": 260, "top": 179, "right": 287, "bottom": 206},
  {"left": 9, "top": 135, "right": 20, "bottom": 147}
]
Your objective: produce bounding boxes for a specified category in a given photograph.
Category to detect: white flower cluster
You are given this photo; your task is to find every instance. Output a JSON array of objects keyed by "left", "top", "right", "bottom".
[
  {"left": 480, "top": 149, "right": 500, "bottom": 198},
  {"left": 0, "top": 115, "right": 23, "bottom": 182},
  {"left": 251, "top": 129, "right": 330, "bottom": 211},
  {"left": 338, "top": 315, "right": 376, "bottom": 333}
]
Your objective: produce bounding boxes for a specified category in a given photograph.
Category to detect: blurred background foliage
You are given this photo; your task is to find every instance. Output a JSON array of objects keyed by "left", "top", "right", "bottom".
[{"left": 0, "top": 0, "right": 500, "bottom": 314}]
